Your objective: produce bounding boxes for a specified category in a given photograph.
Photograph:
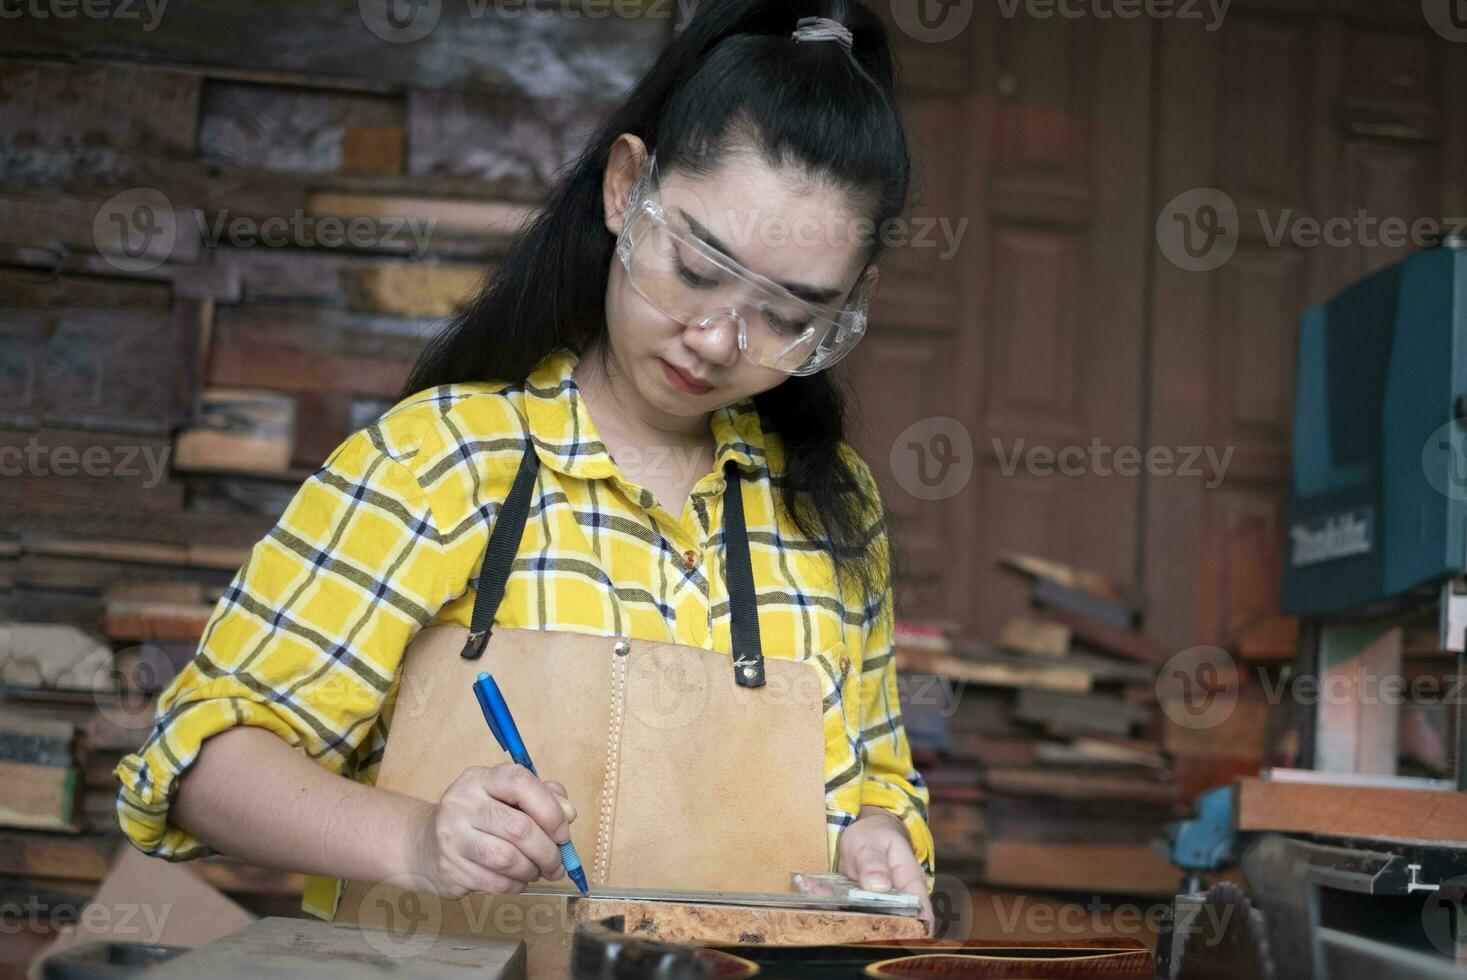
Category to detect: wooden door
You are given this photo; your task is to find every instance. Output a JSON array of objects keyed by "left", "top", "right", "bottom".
[{"left": 846, "top": 8, "right": 1155, "bottom": 637}]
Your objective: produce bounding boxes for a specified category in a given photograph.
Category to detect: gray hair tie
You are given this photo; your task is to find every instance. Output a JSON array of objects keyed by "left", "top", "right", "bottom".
[{"left": 791, "top": 15, "right": 853, "bottom": 52}]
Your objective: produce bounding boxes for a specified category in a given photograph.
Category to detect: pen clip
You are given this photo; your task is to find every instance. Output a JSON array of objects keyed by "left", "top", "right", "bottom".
[{"left": 473, "top": 675, "right": 510, "bottom": 752}]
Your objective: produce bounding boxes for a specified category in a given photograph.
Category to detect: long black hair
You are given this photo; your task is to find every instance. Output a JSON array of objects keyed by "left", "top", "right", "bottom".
[{"left": 401, "top": 0, "right": 911, "bottom": 603}]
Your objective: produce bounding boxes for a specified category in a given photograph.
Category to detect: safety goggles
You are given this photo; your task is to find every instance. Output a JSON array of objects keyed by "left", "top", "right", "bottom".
[{"left": 614, "top": 153, "right": 872, "bottom": 376}]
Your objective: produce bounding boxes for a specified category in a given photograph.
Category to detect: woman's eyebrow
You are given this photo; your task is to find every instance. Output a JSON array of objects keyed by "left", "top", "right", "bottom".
[{"left": 677, "top": 209, "right": 845, "bottom": 305}]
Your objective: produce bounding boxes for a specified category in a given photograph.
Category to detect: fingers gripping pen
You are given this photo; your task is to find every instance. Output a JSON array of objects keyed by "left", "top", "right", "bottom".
[{"left": 472, "top": 671, "right": 590, "bottom": 896}]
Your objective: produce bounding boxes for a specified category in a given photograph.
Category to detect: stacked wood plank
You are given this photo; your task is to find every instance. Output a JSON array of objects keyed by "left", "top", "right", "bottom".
[
  {"left": 897, "top": 553, "right": 1244, "bottom": 898},
  {"left": 1, "top": 7, "right": 675, "bottom": 953}
]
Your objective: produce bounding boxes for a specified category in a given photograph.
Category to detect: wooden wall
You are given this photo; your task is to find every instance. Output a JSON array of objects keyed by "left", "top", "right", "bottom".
[
  {"left": 850, "top": 1, "right": 1467, "bottom": 658},
  {"left": 3, "top": 0, "right": 1467, "bottom": 658}
]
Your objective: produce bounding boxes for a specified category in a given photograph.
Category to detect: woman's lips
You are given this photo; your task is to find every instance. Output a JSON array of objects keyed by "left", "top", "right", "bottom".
[{"left": 661, "top": 359, "right": 713, "bottom": 395}]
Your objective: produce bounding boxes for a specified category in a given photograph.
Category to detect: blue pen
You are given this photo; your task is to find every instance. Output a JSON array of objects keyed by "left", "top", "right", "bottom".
[{"left": 472, "top": 671, "right": 590, "bottom": 896}]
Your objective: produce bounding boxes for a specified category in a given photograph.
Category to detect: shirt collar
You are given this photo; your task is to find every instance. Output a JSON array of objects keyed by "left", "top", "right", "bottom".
[{"left": 524, "top": 347, "right": 766, "bottom": 481}]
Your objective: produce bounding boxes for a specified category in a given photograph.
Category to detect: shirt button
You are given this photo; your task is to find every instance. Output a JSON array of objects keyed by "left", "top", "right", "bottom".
[{"left": 683, "top": 549, "right": 697, "bottom": 570}]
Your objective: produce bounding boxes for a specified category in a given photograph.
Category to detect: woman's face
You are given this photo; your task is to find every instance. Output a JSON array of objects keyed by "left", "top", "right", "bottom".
[{"left": 601, "top": 140, "right": 874, "bottom": 419}]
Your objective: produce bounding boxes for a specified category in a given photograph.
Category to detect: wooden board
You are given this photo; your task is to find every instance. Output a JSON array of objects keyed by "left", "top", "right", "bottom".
[
  {"left": 342, "top": 885, "right": 924, "bottom": 978},
  {"left": 1233, "top": 777, "right": 1467, "bottom": 844},
  {"left": 984, "top": 841, "right": 1181, "bottom": 897},
  {"left": 1038, "top": 607, "right": 1172, "bottom": 667},
  {"left": 568, "top": 895, "right": 927, "bottom": 946},
  {"left": 1014, "top": 689, "right": 1151, "bottom": 738},
  {"left": 0, "top": 760, "right": 76, "bottom": 831},
  {"left": 997, "top": 616, "right": 1070, "bottom": 658},
  {"left": 983, "top": 767, "right": 1179, "bottom": 807},
  {"left": 928, "top": 651, "right": 1092, "bottom": 693},
  {"left": 30, "top": 846, "right": 257, "bottom": 970},
  {"left": 150, "top": 916, "right": 524, "bottom": 979}
]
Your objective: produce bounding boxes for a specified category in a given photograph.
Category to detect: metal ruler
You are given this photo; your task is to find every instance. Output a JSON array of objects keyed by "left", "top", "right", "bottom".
[{"left": 522, "top": 882, "right": 920, "bottom": 916}]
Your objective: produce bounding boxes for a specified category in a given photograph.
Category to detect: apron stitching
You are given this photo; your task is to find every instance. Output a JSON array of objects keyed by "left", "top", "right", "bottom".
[{"left": 596, "top": 649, "right": 625, "bottom": 882}]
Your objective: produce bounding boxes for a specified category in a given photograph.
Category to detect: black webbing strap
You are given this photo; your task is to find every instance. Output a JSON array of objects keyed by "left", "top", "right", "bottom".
[
  {"left": 460, "top": 445, "right": 542, "bottom": 660},
  {"left": 459, "top": 445, "right": 766, "bottom": 688},
  {"left": 722, "top": 459, "right": 765, "bottom": 688}
]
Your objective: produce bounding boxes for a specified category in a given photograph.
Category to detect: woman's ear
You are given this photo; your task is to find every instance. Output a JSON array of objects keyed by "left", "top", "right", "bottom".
[{"left": 603, "top": 134, "right": 649, "bottom": 237}]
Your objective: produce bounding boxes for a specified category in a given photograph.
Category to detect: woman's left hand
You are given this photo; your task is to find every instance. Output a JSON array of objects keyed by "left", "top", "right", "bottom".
[{"left": 837, "top": 805, "right": 933, "bottom": 933}]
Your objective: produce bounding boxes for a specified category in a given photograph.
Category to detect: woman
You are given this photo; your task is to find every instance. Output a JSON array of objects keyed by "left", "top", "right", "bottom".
[{"left": 116, "top": 0, "right": 935, "bottom": 931}]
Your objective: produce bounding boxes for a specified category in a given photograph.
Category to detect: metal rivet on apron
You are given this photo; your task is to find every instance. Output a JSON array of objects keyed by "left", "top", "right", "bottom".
[
  {"left": 741, "top": 665, "right": 756, "bottom": 680},
  {"left": 614, "top": 640, "right": 630, "bottom": 656}
]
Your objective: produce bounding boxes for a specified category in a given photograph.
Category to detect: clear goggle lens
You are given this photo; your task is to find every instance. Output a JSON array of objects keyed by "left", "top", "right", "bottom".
[{"left": 616, "top": 156, "right": 870, "bottom": 375}]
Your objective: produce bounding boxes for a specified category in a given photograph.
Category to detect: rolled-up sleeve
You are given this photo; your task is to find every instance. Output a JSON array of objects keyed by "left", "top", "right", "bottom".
[
  {"left": 846, "top": 454, "right": 935, "bottom": 888},
  {"left": 115, "top": 421, "right": 448, "bottom": 859},
  {"left": 858, "top": 575, "right": 937, "bottom": 887}
]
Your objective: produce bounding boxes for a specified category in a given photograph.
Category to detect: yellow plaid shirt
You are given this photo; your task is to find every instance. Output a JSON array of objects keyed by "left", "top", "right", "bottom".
[{"left": 116, "top": 346, "right": 933, "bottom": 911}]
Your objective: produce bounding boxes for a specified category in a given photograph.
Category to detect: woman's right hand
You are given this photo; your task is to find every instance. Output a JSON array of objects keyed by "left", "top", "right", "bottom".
[{"left": 411, "top": 763, "right": 578, "bottom": 898}]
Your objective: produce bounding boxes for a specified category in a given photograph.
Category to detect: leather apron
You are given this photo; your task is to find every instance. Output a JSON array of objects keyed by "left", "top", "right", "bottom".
[{"left": 335, "top": 445, "right": 837, "bottom": 973}]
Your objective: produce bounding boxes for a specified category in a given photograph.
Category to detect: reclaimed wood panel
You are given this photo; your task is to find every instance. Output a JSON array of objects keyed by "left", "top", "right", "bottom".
[
  {"left": 1234, "top": 777, "right": 1467, "bottom": 843},
  {"left": 0, "top": 0, "right": 667, "bottom": 97}
]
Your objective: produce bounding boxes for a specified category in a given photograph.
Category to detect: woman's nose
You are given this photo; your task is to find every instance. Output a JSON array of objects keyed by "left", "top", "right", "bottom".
[{"left": 684, "top": 310, "right": 743, "bottom": 366}]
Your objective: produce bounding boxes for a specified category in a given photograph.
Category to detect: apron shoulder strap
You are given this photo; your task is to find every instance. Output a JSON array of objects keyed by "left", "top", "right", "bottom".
[
  {"left": 459, "top": 445, "right": 767, "bottom": 689},
  {"left": 722, "top": 459, "right": 766, "bottom": 688},
  {"left": 460, "top": 444, "right": 541, "bottom": 659}
]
